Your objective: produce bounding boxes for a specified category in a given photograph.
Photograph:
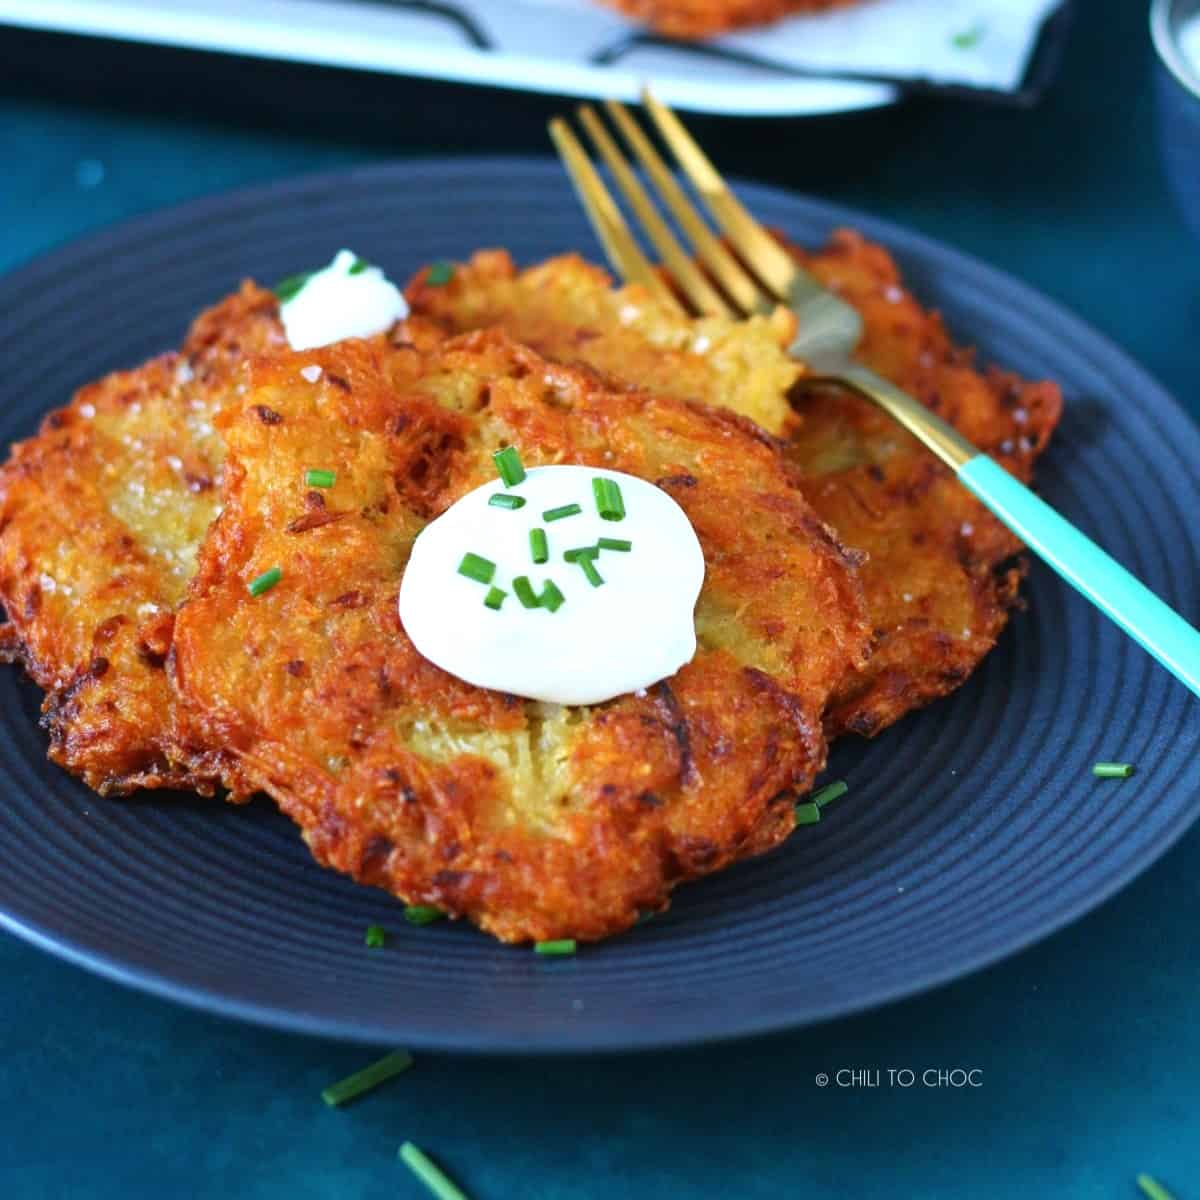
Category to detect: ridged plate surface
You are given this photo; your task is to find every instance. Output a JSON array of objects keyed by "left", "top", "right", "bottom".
[{"left": 0, "top": 160, "right": 1197, "bottom": 1052}]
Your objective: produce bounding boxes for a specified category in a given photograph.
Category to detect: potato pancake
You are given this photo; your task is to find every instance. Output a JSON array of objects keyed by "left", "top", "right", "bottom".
[
  {"left": 600, "top": 0, "right": 858, "bottom": 37},
  {"left": 171, "top": 331, "right": 870, "bottom": 942},
  {"left": 407, "top": 235, "right": 1062, "bottom": 738}
]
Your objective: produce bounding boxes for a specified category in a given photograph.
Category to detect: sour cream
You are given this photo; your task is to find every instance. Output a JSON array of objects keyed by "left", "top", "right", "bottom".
[
  {"left": 399, "top": 465, "right": 705, "bottom": 705},
  {"left": 280, "top": 249, "right": 407, "bottom": 350}
]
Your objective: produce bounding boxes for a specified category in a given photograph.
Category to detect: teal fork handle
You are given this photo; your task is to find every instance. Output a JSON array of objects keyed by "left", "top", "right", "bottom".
[{"left": 958, "top": 455, "right": 1200, "bottom": 698}]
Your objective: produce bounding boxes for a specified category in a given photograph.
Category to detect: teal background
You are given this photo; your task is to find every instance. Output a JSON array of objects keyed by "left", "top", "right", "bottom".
[{"left": 2, "top": 3, "right": 1198, "bottom": 1196}]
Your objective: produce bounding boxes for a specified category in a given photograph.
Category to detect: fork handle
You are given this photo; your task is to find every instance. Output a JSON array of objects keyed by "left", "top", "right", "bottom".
[{"left": 957, "top": 455, "right": 1200, "bottom": 698}]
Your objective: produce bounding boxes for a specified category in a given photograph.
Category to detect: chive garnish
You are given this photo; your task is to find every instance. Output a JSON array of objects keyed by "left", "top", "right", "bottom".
[
  {"left": 529, "top": 528, "right": 549, "bottom": 564},
  {"left": 457, "top": 553, "right": 495, "bottom": 585},
  {"left": 538, "top": 580, "right": 565, "bottom": 612},
  {"left": 483, "top": 586, "right": 506, "bottom": 610},
  {"left": 1137, "top": 1176, "right": 1177, "bottom": 1200},
  {"left": 248, "top": 566, "right": 282, "bottom": 597},
  {"left": 321, "top": 1049, "right": 413, "bottom": 1108},
  {"left": 273, "top": 269, "right": 314, "bottom": 303},
  {"left": 812, "top": 780, "right": 848, "bottom": 809},
  {"left": 512, "top": 576, "right": 540, "bottom": 609},
  {"left": 543, "top": 503, "right": 582, "bottom": 522},
  {"left": 348, "top": 257, "right": 369, "bottom": 275},
  {"left": 488, "top": 493, "right": 526, "bottom": 511},
  {"left": 534, "top": 939, "right": 577, "bottom": 956},
  {"left": 365, "top": 924, "right": 387, "bottom": 949},
  {"left": 304, "top": 468, "right": 336, "bottom": 489},
  {"left": 576, "top": 557, "right": 604, "bottom": 588},
  {"left": 399, "top": 1142, "right": 471, "bottom": 1200},
  {"left": 1093, "top": 762, "right": 1135, "bottom": 778},
  {"left": 794, "top": 801, "right": 821, "bottom": 826},
  {"left": 493, "top": 446, "right": 525, "bottom": 487},
  {"left": 563, "top": 545, "right": 600, "bottom": 563},
  {"left": 592, "top": 477, "right": 626, "bottom": 521},
  {"left": 404, "top": 905, "right": 444, "bottom": 926},
  {"left": 950, "top": 22, "right": 985, "bottom": 49},
  {"left": 598, "top": 537, "right": 632, "bottom": 552},
  {"left": 426, "top": 261, "right": 455, "bottom": 287}
]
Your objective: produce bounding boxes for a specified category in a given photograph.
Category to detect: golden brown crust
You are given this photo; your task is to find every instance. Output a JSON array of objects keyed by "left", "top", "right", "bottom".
[
  {"left": 171, "top": 331, "right": 870, "bottom": 942},
  {"left": 0, "top": 283, "right": 283, "bottom": 793},
  {"left": 600, "top": 0, "right": 858, "bottom": 37}
]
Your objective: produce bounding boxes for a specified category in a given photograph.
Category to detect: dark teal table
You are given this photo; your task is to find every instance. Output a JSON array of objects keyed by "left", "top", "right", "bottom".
[{"left": 2, "top": 5, "right": 1198, "bottom": 1197}]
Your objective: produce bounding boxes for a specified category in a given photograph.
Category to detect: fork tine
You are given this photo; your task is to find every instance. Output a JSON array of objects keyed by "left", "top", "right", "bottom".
[
  {"left": 641, "top": 89, "right": 799, "bottom": 301},
  {"left": 548, "top": 117, "right": 682, "bottom": 313},
  {"left": 603, "top": 99, "right": 769, "bottom": 317},
  {"left": 576, "top": 105, "right": 731, "bottom": 318}
]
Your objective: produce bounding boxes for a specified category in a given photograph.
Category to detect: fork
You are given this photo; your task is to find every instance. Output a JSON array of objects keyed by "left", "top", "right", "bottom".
[{"left": 549, "top": 91, "right": 1200, "bottom": 700}]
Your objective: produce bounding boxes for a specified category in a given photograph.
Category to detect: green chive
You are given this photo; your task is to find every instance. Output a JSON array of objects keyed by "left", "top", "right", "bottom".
[
  {"left": 348, "top": 257, "right": 370, "bottom": 275},
  {"left": 598, "top": 537, "right": 632, "bottom": 552},
  {"left": 529, "top": 528, "right": 548, "bottom": 564},
  {"left": 404, "top": 904, "right": 444, "bottom": 926},
  {"left": 576, "top": 557, "right": 604, "bottom": 588},
  {"left": 483, "top": 586, "right": 506, "bottom": 610},
  {"left": 538, "top": 580, "right": 565, "bottom": 612},
  {"left": 534, "top": 939, "right": 576, "bottom": 956},
  {"left": 457, "top": 552, "right": 495, "bottom": 585},
  {"left": 248, "top": 567, "right": 281, "bottom": 597},
  {"left": 950, "top": 22, "right": 985, "bottom": 49},
  {"left": 794, "top": 801, "right": 821, "bottom": 826},
  {"left": 273, "top": 269, "right": 314, "bottom": 303},
  {"left": 488, "top": 493, "right": 526, "bottom": 511},
  {"left": 399, "top": 1142, "right": 471, "bottom": 1200},
  {"left": 1137, "top": 1176, "right": 1177, "bottom": 1200},
  {"left": 592, "top": 477, "right": 626, "bottom": 521},
  {"left": 321, "top": 1049, "right": 413, "bottom": 1108},
  {"left": 493, "top": 446, "right": 525, "bottom": 487},
  {"left": 304, "top": 468, "right": 336, "bottom": 488},
  {"left": 563, "top": 545, "right": 600, "bottom": 563},
  {"left": 543, "top": 503, "right": 582, "bottom": 522},
  {"left": 365, "top": 924, "right": 387, "bottom": 949},
  {"left": 512, "top": 576, "right": 540, "bottom": 609},
  {"left": 426, "top": 260, "right": 455, "bottom": 287},
  {"left": 812, "top": 780, "right": 848, "bottom": 809},
  {"left": 1093, "top": 762, "right": 1135, "bottom": 779}
]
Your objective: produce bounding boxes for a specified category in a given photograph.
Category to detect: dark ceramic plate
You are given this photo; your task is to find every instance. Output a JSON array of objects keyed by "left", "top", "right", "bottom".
[{"left": 0, "top": 160, "right": 1197, "bottom": 1053}]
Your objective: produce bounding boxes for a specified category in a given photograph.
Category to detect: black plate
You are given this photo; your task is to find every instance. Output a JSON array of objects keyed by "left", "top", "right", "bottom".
[{"left": 0, "top": 159, "right": 1197, "bottom": 1052}]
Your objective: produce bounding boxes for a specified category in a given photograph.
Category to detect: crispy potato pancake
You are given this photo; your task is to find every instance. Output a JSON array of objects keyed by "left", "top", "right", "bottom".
[
  {"left": 0, "top": 283, "right": 284, "bottom": 793},
  {"left": 407, "top": 235, "right": 1062, "bottom": 738},
  {"left": 600, "top": 0, "right": 858, "bottom": 37},
  {"left": 171, "top": 331, "right": 870, "bottom": 942}
]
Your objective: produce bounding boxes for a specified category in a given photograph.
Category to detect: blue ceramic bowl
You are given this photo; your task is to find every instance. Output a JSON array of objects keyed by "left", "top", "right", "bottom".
[{"left": 1152, "top": 0, "right": 1200, "bottom": 239}]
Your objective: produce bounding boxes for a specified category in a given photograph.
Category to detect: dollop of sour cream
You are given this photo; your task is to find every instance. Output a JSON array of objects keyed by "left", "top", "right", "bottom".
[
  {"left": 399, "top": 465, "right": 705, "bottom": 705},
  {"left": 280, "top": 249, "right": 408, "bottom": 351}
]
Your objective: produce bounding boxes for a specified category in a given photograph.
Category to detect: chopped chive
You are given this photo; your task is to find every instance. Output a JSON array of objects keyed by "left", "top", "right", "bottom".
[
  {"left": 426, "top": 260, "right": 455, "bottom": 286},
  {"left": 399, "top": 1142, "right": 471, "bottom": 1200},
  {"left": 483, "top": 586, "right": 506, "bottom": 610},
  {"left": 538, "top": 580, "right": 565, "bottom": 612},
  {"left": 404, "top": 904, "right": 444, "bottom": 926},
  {"left": 529, "top": 528, "right": 548, "bottom": 564},
  {"left": 563, "top": 545, "right": 600, "bottom": 563},
  {"left": 348, "top": 257, "right": 369, "bottom": 275},
  {"left": 950, "top": 22, "right": 985, "bottom": 49},
  {"left": 512, "top": 576, "right": 540, "bottom": 609},
  {"left": 576, "top": 557, "right": 604, "bottom": 588},
  {"left": 273, "top": 269, "right": 314, "bottom": 303},
  {"left": 1137, "top": 1177, "right": 1177, "bottom": 1200},
  {"left": 592, "top": 477, "right": 626, "bottom": 522},
  {"left": 543, "top": 503, "right": 582, "bottom": 523},
  {"left": 794, "top": 801, "right": 821, "bottom": 826},
  {"left": 493, "top": 446, "right": 525, "bottom": 487},
  {"left": 1093, "top": 761, "right": 1135, "bottom": 779},
  {"left": 321, "top": 1049, "right": 413, "bottom": 1108},
  {"left": 488, "top": 493, "right": 526, "bottom": 511},
  {"left": 534, "top": 939, "right": 577, "bottom": 956},
  {"left": 598, "top": 537, "right": 632, "bottom": 552},
  {"left": 812, "top": 780, "right": 848, "bottom": 809},
  {"left": 304, "top": 468, "right": 336, "bottom": 489},
  {"left": 457, "top": 552, "right": 495, "bottom": 585},
  {"left": 248, "top": 566, "right": 282, "bottom": 597},
  {"left": 365, "top": 924, "right": 387, "bottom": 949}
]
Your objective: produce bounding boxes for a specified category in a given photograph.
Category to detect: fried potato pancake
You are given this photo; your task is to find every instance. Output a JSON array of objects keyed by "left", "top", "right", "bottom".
[
  {"left": 600, "top": 0, "right": 858, "bottom": 37},
  {"left": 171, "top": 331, "right": 870, "bottom": 942},
  {"left": 0, "top": 284, "right": 284, "bottom": 793},
  {"left": 407, "top": 235, "right": 1062, "bottom": 738}
]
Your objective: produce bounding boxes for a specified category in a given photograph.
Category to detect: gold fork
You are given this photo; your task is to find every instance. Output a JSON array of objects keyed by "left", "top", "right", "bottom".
[{"left": 548, "top": 91, "right": 1200, "bottom": 700}]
